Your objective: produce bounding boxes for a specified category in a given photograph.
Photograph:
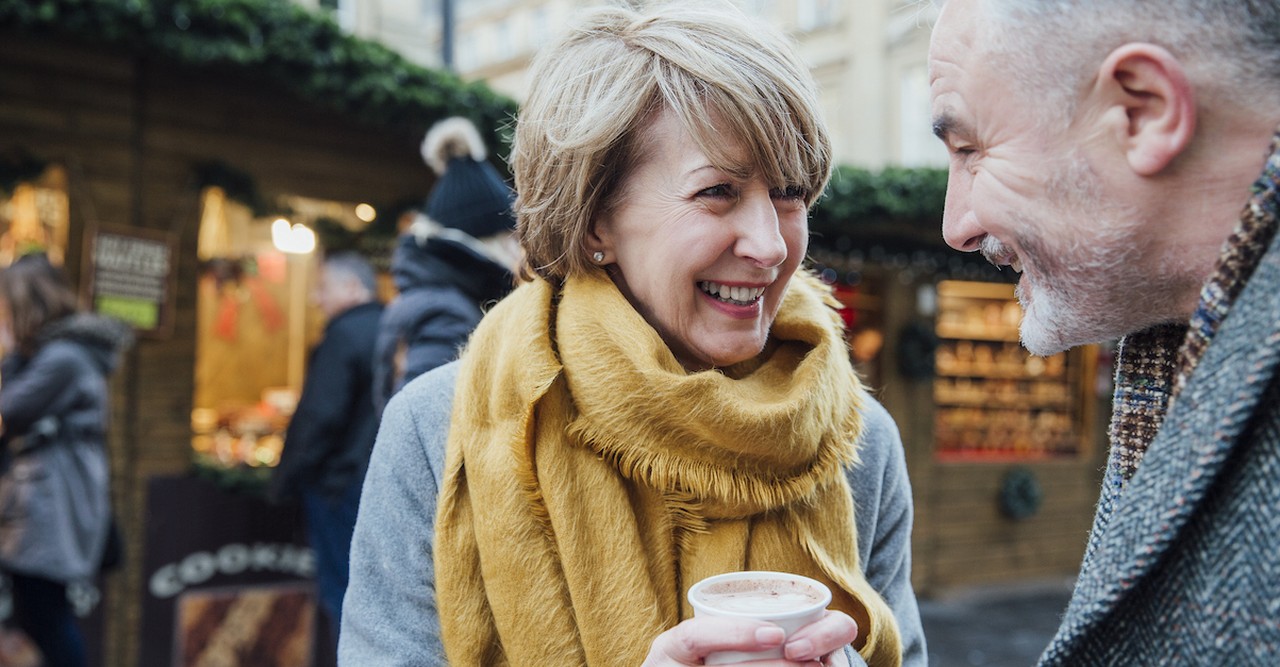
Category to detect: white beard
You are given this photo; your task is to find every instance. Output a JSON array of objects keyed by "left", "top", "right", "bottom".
[{"left": 979, "top": 156, "right": 1185, "bottom": 356}]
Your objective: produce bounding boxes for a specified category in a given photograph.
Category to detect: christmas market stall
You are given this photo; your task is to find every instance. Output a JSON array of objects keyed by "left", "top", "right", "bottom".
[
  {"left": 0, "top": 0, "right": 515, "bottom": 663},
  {"left": 808, "top": 166, "right": 1112, "bottom": 594}
]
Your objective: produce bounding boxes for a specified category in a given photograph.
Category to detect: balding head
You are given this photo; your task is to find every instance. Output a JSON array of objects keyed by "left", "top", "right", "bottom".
[{"left": 314, "top": 251, "right": 377, "bottom": 319}]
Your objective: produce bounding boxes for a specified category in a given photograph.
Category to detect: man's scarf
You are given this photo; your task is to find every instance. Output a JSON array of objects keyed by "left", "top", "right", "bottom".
[{"left": 434, "top": 270, "right": 902, "bottom": 666}]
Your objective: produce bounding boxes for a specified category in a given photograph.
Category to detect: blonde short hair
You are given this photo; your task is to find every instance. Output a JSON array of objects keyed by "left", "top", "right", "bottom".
[{"left": 512, "top": 2, "right": 832, "bottom": 281}]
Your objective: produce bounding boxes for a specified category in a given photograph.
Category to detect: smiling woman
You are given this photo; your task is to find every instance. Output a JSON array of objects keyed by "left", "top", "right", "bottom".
[{"left": 339, "top": 4, "right": 927, "bottom": 667}]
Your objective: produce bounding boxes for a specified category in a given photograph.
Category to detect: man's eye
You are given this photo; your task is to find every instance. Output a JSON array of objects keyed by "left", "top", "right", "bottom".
[{"left": 771, "top": 185, "right": 809, "bottom": 200}]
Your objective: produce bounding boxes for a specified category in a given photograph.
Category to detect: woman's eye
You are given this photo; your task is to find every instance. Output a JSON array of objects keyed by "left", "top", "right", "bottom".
[
  {"left": 771, "top": 185, "right": 809, "bottom": 201},
  {"left": 697, "top": 183, "right": 736, "bottom": 198}
]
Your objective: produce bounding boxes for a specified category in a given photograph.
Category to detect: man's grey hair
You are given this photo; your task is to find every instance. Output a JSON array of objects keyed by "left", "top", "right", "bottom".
[
  {"left": 978, "top": 0, "right": 1280, "bottom": 127},
  {"left": 324, "top": 251, "right": 378, "bottom": 295}
]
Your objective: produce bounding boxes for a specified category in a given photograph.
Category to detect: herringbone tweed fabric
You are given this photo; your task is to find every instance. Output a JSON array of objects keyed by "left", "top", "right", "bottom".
[{"left": 1040, "top": 129, "right": 1280, "bottom": 665}]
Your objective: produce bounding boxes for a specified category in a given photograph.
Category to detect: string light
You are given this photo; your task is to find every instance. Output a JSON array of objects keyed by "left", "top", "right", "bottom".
[{"left": 271, "top": 218, "right": 316, "bottom": 254}]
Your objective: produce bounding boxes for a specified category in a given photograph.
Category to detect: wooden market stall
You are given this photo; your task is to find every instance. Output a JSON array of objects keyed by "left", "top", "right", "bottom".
[
  {"left": 808, "top": 173, "right": 1111, "bottom": 595},
  {"left": 0, "top": 2, "right": 515, "bottom": 663}
]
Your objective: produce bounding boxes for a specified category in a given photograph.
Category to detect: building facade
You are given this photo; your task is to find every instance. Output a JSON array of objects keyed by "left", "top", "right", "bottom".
[{"left": 319, "top": 0, "right": 949, "bottom": 169}]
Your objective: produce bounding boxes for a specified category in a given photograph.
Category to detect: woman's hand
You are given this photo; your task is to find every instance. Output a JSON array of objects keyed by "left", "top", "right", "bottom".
[{"left": 643, "top": 611, "right": 858, "bottom": 666}]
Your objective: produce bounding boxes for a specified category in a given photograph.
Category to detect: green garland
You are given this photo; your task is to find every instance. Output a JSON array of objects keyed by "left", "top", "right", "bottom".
[
  {"left": 191, "top": 453, "right": 272, "bottom": 496},
  {"left": 810, "top": 165, "right": 949, "bottom": 238},
  {"left": 0, "top": 0, "right": 517, "bottom": 145}
]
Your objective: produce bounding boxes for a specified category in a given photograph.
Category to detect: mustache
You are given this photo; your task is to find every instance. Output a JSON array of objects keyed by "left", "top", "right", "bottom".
[{"left": 979, "top": 236, "right": 1016, "bottom": 267}]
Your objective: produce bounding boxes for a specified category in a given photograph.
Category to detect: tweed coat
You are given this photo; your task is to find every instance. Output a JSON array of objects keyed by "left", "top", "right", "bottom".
[{"left": 1039, "top": 193, "right": 1280, "bottom": 661}]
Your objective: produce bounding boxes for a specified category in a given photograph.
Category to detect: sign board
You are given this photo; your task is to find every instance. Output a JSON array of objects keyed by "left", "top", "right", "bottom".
[
  {"left": 82, "top": 226, "right": 177, "bottom": 338},
  {"left": 140, "top": 475, "right": 334, "bottom": 667}
]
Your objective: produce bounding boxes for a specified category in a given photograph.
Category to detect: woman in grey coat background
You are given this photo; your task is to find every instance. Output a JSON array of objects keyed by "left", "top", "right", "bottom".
[{"left": 0, "top": 253, "right": 132, "bottom": 667}]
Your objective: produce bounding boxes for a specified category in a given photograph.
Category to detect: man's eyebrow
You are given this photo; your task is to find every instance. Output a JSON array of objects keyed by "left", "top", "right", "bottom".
[{"left": 931, "top": 111, "right": 968, "bottom": 142}]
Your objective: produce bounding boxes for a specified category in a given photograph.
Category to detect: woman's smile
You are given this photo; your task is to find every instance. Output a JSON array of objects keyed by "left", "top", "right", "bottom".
[{"left": 697, "top": 280, "right": 770, "bottom": 317}]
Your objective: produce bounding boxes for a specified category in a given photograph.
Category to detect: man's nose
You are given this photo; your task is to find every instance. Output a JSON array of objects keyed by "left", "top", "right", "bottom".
[{"left": 941, "top": 171, "right": 984, "bottom": 252}]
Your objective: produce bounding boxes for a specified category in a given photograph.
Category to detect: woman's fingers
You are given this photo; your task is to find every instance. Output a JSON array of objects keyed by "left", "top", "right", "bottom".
[
  {"left": 644, "top": 616, "right": 785, "bottom": 665},
  {"left": 782, "top": 610, "right": 859, "bottom": 663},
  {"left": 644, "top": 610, "right": 859, "bottom": 666}
]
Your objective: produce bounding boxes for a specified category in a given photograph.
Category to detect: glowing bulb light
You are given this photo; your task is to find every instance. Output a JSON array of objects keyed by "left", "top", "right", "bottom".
[{"left": 271, "top": 218, "right": 317, "bottom": 254}]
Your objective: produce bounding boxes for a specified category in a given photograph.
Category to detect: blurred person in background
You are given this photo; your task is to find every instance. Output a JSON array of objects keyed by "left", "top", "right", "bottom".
[
  {"left": 0, "top": 253, "right": 132, "bottom": 667},
  {"left": 371, "top": 116, "right": 521, "bottom": 413},
  {"left": 269, "top": 251, "right": 382, "bottom": 646},
  {"left": 930, "top": 0, "right": 1280, "bottom": 662},
  {"left": 341, "top": 4, "right": 925, "bottom": 666}
]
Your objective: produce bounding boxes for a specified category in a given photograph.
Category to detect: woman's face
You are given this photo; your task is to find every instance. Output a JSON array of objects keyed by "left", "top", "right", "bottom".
[{"left": 590, "top": 110, "right": 809, "bottom": 370}]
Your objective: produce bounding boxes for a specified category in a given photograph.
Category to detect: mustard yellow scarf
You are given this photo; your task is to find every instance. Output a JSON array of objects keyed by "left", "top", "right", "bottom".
[{"left": 435, "top": 270, "right": 902, "bottom": 666}]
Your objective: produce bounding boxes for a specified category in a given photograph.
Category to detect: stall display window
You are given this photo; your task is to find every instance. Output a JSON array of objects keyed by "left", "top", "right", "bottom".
[
  {"left": 831, "top": 279, "right": 885, "bottom": 388},
  {"left": 933, "top": 280, "right": 1090, "bottom": 462},
  {"left": 192, "top": 188, "right": 381, "bottom": 473},
  {"left": 0, "top": 165, "right": 71, "bottom": 360},
  {"left": 0, "top": 164, "right": 70, "bottom": 267},
  {"left": 192, "top": 186, "right": 388, "bottom": 474}
]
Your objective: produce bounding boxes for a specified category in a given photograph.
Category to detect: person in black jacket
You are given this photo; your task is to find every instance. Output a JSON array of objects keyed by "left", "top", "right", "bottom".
[
  {"left": 0, "top": 253, "right": 132, "bottom": 667},
  {"left": 269, "top": 251, "right": 382, "bottom": 641},
  {"left": 372, "top": 116, "right": 521, "bottom": 412}
]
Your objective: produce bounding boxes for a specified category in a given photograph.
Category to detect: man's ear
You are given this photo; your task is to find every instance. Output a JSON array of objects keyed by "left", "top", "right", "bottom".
[{"left": 1092, "top": 43, "right": 1196, "bottom": 176}]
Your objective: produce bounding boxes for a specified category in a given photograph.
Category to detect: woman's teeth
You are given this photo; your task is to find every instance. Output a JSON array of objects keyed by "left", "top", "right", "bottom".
[{"left": 698, "top": 281, "right": 765, "bottom": 305}]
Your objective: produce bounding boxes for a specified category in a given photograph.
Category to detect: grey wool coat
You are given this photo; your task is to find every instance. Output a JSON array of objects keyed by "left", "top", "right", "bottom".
[
  {"left": 339, "top": 361, "right": 928, "bottom": 666},
  {"left": 0, "top": 314, "right": 131, "bottom": 582},
  {"left": 1039, "top": 214, "right": 1280, "bottom": 661}
]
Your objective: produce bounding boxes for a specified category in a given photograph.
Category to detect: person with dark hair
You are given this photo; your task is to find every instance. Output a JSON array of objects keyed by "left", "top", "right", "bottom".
[
  {"left": 929, "top": 0, "right": 1280, "bottom": 662},
  {"left": 0, "top": 253, "right": 132, "bottom": 667},
  {"left": 269, "top": 251, "right": 382, "bottom": 644},
  {"left": 371, "top": 116, "right": 521, "bottom": 413}
]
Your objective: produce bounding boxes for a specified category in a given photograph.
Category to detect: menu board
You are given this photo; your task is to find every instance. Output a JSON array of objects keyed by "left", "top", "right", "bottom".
[{"left": 82, "top": 226, "right": 177, "bottom": 337}]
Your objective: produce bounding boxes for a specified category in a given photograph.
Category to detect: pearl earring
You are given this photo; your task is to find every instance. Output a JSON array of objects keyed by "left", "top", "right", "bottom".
[{"left": 592, "top": 251, "right": 605, "bottom": 263}]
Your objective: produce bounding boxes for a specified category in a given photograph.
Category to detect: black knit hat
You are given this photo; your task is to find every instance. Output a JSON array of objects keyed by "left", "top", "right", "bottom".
[{"left": 421, "top": 117, "right": 516, "bottom": 239}]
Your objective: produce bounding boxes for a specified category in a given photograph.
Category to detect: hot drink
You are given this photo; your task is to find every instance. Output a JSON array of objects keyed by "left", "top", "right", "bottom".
[
  {"left": 686, "top": 571, "right": 832, "bottom": 665},
  {"left": 693, "top": 578, "right": 825, "bottom": 614}
]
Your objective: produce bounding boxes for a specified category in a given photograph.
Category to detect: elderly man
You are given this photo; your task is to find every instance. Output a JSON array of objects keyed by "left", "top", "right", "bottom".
[
  {"left": 930, "top": 0, "right": 1280, "bottom": 663},
  {"left": 270, "top": 251, "right": 383, "bottom": 644}
]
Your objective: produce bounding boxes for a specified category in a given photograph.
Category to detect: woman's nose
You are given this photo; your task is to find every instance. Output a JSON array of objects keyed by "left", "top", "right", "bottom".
[{"left": 734, "top": 195, "right": 787, "bottom": 269}]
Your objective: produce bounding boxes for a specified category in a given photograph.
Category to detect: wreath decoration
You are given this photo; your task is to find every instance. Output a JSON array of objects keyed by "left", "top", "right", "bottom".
[
  {"left": 998, "top": 466, "right": 1043, "bottom": 521},
  {"left": 896, "top": 320, "right": 940, "bottom": 380}
]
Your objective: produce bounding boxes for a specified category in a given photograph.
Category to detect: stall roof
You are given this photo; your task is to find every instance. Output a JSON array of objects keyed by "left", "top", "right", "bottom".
[{"left": 0, "top": 0, "right": 517, "bottom": 145}]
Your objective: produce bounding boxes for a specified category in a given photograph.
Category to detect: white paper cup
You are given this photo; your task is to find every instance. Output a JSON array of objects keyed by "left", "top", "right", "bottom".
[{"left": 687, "top": 570, "right": 832, "bottom": 665}]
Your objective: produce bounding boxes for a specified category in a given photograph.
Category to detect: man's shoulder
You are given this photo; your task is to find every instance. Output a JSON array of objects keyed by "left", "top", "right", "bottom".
[{"left": 322, "top": 302, "right": 382, "bottom": 344}]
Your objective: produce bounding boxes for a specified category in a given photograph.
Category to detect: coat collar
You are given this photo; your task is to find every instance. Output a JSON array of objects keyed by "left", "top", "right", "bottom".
[{"left": 1046, "top": 172, "right": 1280, "bottom": 657}]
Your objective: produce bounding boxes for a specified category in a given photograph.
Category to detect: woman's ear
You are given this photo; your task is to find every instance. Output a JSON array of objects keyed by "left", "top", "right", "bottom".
[
  {"left": 1091, "top": 43, "right": 1196, "bottom": 176},
  {"left": 585, "top": 218, "right": 614, "bottom": 265}
]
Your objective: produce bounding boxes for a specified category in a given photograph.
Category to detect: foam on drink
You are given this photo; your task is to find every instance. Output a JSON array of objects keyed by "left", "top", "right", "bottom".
[{"left": 694, "top": 578, "right": 824, "bottom": 614}]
